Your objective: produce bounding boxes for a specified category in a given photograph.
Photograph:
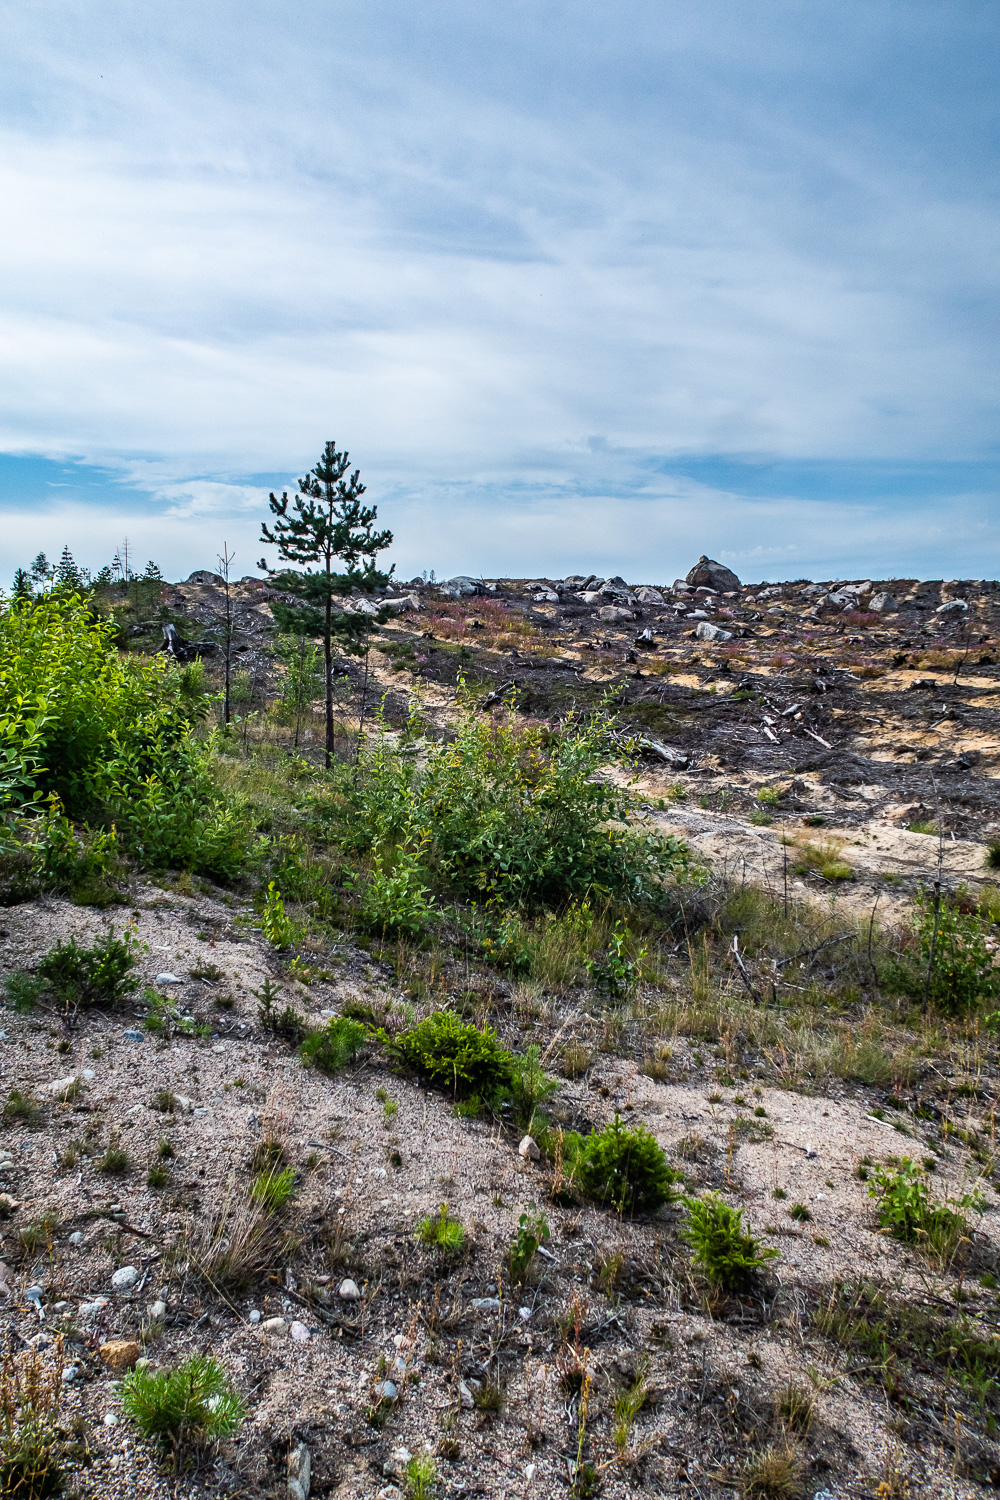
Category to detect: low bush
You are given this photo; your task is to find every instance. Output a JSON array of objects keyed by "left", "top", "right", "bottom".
[
  {"left": 381, "top": 1011, "right": 514, "bottom": 1107},
  {"left": 507, "top": 1209, "right": 550, "bottom": 1281},
  {"left": 868, "top": 1157, "right": 983, "bottom": 1263},
  {"left": 300, "top": 1016, "right": 365, "bottom": 1075},
  {"left": 3, "top": 1090, "right": 41, "bottom": 1126},
  {"left": 914, "top": 890, "right": 1000, "bottom": 1013},
  {"left": 682, "top": 1193, "right": 778, "bottom": 1291},
  {"left": 3, "top": 973, "right": 46, "bottom": 1013},
  {"left": 586, "top": 919, "right": 646, "bottom": 999},
  {"left": 36, "top": 928, "right": 139, "bottom": 1012},
  {"left": 357, "top": 831, "right": 436, "bottom": 936},
  {"left": 119, "top": 1354, "right": 245, "bottom": 1469},
  {"left": 570, "top": 1114, "right": 680, "bottom": 1214}
]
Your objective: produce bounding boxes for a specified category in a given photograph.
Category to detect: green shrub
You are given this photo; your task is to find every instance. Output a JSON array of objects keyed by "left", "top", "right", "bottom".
[
  {"left": 381, "top": 1011, "right": 514, "bottom": 1106},
  {"left": 586, "top": 920, "right": 646, "bottom": 999},
  {"left": 681, "top": 1193, "right": 778, "bottom": 1291},
  {"left": 255, "top": 980, "right": 308, "bottom": 1043},
  {"left": 573, "top": 1114, "right": 680, "bottom": 1214},
  {"left": 300, "top": 1016, "right": 365, "bottom": 1074},
  {"left": 914, "top": 890, "right": 1000, "bottom": 1013},
  {"left": 357, "top": 831, "right": 436, "bottom": 935},
  {"left": 36, "top": 928, "right": 138, "bottom": 1012},
  {"left": 404, "top": 1452, "right": 438, "bottom": 1500},
  {"left": 0, "top": 593, "right": 246, "bottom": 877},
  {"left": 97, "top": 1140, "right": 130, "bottom": 1175},
  {"left": 261, "top": 882, "right": 295, "bottom": 949},
  {"left": 509, "top": 1044, "right": 559, "bottom": 1126},
  {"left": 507, "top": 1210, "right": 550, "bottom": 1281},
  {"left": 868, "top": 1157, "right": 983, "bottom": 1262},
  {"left": 986, "top": 839, "right": 1000, "bottom": 871},
  {"left": 119, "top": 1354, "right": 245, "bottom": 1467},
  {"left": 417, "top": 1204, "right": 465, "bottom": 1256},
  {"left": 329, "top": 697, "right": 694, "bottom": 910},
  {"left": 2, "top": 972, "right": 45, "bottom": 1013},
  {"left": 250, "top": 1165, "right": 296, "bottom": 1212},
  {"left": 147, "top": 1164, "right": 171, "bottom": 1189}
]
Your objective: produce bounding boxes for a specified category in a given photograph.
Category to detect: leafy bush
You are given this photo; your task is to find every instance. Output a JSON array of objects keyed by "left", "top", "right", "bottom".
[
  {"left": 381, "top": 1011, "right": 514, "bottom": 1107},
  {"left": 35, "top": 929, "right": 138, "bottom": 1012},
  {"left": 507, "top": 1210, "right": 550, "bottom": 1281},
  {"left": 417, "top": 1203, "right": 465, "bottom": 1256},
  {"left": 0, "top": 1346, "right": 66, "bottom": 1499},
  {"left": 868, "top": 1157, "right": 983, "bottom": 1262},
  {"left": 404, "top": 1451, "right": 438, "bottom": 1500},
  {"left": 681, "top": 1193, "right": 778, "bottom": 1291},
  {"left": 914, "top": 890, "right": 1000, "bottom": 1013},
  {"left": 119, "top": 1354, "right": 245, "bottom": 1468},
  {"left": 329, "top": 697, "right": 694, "bottom": 910},
  {"left": 357, "top": 833, "right": 436, "bottom": 936},
  {"left": 509, "top": 1044, "right": 559, "bottom": 1126},
  {"left": 586, "top": 920, "right": 646, "bottom": 999},
  {"left": 300, "top": 1016, "right": 365, "bottom": 1074},
  {"left": 572, "top": 1115, "right": 680, "bottom": 1214},
  {"left": 0, "top": 593, "right": 246, "bottom": 877},
  {"left": 261, "top": 882, "right": 295, "bottom": 949}
]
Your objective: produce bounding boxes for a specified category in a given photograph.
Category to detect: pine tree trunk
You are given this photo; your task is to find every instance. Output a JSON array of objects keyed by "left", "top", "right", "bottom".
[{"left": 324, "top": 592, "right": 334, "bottom": 769}]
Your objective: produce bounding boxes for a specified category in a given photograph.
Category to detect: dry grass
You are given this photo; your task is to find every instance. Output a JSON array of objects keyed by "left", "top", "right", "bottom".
[
  {"left": 740, "top": 1442, "right": 806, "bottom": 1498},
  {"left": 422, "top": 599, "right": 544, "bottom": 654},
  {"left": 179, "top": 1180, "right": 295, "bottom": 1293}
]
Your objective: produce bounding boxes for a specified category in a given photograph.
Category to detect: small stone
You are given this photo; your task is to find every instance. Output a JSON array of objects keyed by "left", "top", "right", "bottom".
[
  {"left": 290, "top": 1320, "right": 310, "bottom": 1342},
  {"left": 147, "top": 1300, "right": 167, "bottom": 1319},
  {"left": 46, "top": 1074, "right": 79, "bottom": 1096},
  {"left": 100, "top": 1339, "right": 143, "bottom": 1371},
  {"left": 459, "top": 1379, "right": 475, "bottom": 1409},
  {"left": 519, "top": 1306, "right": 532, "bottom": 1322},
  {"left": 382, "top": 1445, "right": 411, "bottom": 1478},
  {"left": 111, "top": 1265, "right": 140, "bottom": 1292},
  {"left": 289, "top": 1483, "right": 306, "bottom": 1500},
  {"left": 288, "top": 1440, "right": 311, "bottom": 1499},
  {"left": 61, "top": 1364, "right": 80, "bottom": 1383},
  {"left": 812, "top": 1491, "right": 837, "bottom": 1500},
  {"left": 79, "top": 1299, "right": 108, "bottom": 1320},
  {"left": 262, "top": 1316, "right": 288, "bottom": 1335},
  {"left": 81, "top": 1069, "right": 95, "bottom": 1082},
  {"left": 68, "top": 1231, "right": 83, "bottom": 1246},
  {"left": 123, "top": 1029, "right": 144, "bottom": 1043},
  {"left": 103, "top": 1412, "right": 118, "bottom": 1427},
  {"left": 337, "top": 1278, "right": 361, "bottom": 1301},
  {"left": 392, "top": 1355, "right": 407, "bottom": 1375},
  {"left": 471, "top": 1297, "right": 501, "bottom": 1313},
  {"left": 248, "top": 1309, "right": 262, "bottom": 1323},
  {"left": 0, "top": 1194, "right": 21, "bottom": 1217},
  {"left": 376, "top": 1489, "right": 405, "bottom": 1500},
  {"left": 373, "top": 1379, "right": 398, "bottom": 1403},
  {"left": 173, "top": 1095, "right": 193, "bottom": 1113},
  {"left": 518, "top": 1134, "right": 540, "bottom": 1162},
  {"left": 155, "top": 972, "right": 183, "bottom": 984},
  {"left": 695, "top": 621, "right": 733, "bottom": 642}
]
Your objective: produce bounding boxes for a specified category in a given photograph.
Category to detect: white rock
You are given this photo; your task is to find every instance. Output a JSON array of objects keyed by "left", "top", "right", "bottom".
[
  {"left": 103, "top": 1412, "right": 118, "bottom": 1427},
  {"left": 519, "top": 1306, "right": 532, "bottom": 1322},
  {"left": 289, "top": 1320, "right": 310, "bottom": 1342},
  {"left": 61, "top": 1364, "right": 80, "bottom": 1383},
  {"left": 111, "top": 1266, "right": 139, "bottom": 1293},
  {"left": 155, "top": 972, "right": 183, "bottom": 985},
  {"left": 288, "top": 1440, "right": 311, "bottom": 1500},
  {"left": 79, "top": 1299, "right": 108, "bottom": 1320},
  {"left": 518, "top": 1134, "right": 540, "bottom": 1161},
  {"left": 288, "top": 1483, "right": 306, "bottom": 1500},
  {"left": 46, "top": 1075, "right": 79, "bottom": 1096},
  {"left": 695, "top": 621, "right": 733, "bottom": 642},
  {"left": 262, "top": 1316, "right": 287, "bottom": 1335},
  {"left": 337, "top": 1278, "right": 361, "bottom": 1301},
  {"left": 148, "top": 1300, "right": 167, "bottom": 1319},
  {"left": 459, "top": 1379, "right": 475, "bottom": 1409},
  {"left": 376, "top": 1489, "right": 405, "bottom": 1500},
  {"left": 248, "top": 1309, "right": 262, "bottom": 1323},
  {"left": 81, "top": 1069, "right": 95, "bottom": 1082},
  {"left": 173, "top": 1095, "right": 193, "bottom": 1113},
  {"left": 471, "top": 1297, "right": 501, "bottom": 1313},
  {"left": 373, "top": 1379, "right": 398, "bottom": 1403},
  {"left": 382, "top": 1445, "right": 411, "bottom": 1477}
]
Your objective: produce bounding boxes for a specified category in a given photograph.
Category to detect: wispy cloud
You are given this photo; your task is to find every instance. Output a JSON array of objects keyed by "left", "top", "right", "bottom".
[{"left": 0, "top": 1, "right": 996, "bottom": 579}]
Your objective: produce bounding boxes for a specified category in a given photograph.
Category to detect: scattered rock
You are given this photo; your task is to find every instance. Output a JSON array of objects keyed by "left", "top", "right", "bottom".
[
  {"left": 382, "top": 1446, "right": 411, "bottom": 1479},
  {"left": 936, "top": 599, "right": 968, "bottom": 615},
  {"left": 249, "top": 1310, "right": 262, "bottom": 1323},
  {"left": 338, "top": 1278, "right": 361, "bottom": 1301},
  {"left": 288, "top": 1440, "right": 311, "bottom": 1500},
  {"left": 290, "top": 1320, "right": 310, "bottom": 1342},
  {"left": 79, "top": 1299, "right": 108, "bottom": 1321},
  {"left": 471, "top": 1297, "right": 501, "bottom": 1313},
  {"left": 262, "top": 1316, "right": 288, "bottom": 1335},
  {"left": 596, "top": 606, "right": 634, "bottom": 623},
  {"left": 0, "top": 1194, "right": 20, "bottom": 1218},
  {"left": 46, "top": 1075, "right": 79, "bottom": 1097},
  {"left": 518, "top": 1134, "right": 540, "bottom": 1161},
  {"left": 695, "top": 621, "right": 733, "bottom": 642},
  {"left": 148, "top": 1300, "right": 167, "bottom": 1319},
  {"left": 67, "top": 1232, "right": 83, "bottom": 1247},
  {"left": 100, "top": 1339, "right": 143, "bottom": 1371},
  {"left": 685, "top": 555, "right": 741, "bottom": 592},
  {"left": 154, "top": 972, "right": 183, "bottom": 985},
  {"left": 869, "top": 592, "right": 898, "bottom": 613},
  {"left": 111, "top": 1266, "right": 140, "bottom": 1293},
  {"left": 373, "top": 1380, "right": 398, "bottom": 1403}
]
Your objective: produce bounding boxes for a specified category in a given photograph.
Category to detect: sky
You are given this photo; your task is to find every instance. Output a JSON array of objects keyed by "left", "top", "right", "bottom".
[{"left": 0, "top": 0, "right": 998, "bottom": 585}]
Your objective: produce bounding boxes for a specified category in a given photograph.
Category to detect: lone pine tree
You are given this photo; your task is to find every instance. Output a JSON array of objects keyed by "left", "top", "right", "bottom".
[{"left": 259, "top": 440, "right": 393, "bottom": 766}]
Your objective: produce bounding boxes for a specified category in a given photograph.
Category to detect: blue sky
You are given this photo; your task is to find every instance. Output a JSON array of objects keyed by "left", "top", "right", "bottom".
[{"left": 0, "top": 0, "right": 997, "bottom": 583}]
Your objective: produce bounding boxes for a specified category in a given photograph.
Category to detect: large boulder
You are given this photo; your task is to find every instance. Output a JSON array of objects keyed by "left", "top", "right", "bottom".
[
  {"left": 685, "top": 556, "right": 741, "bottom": 592},
  {"left": 186, "top": 570, "right": 225, "bottom": 586}
]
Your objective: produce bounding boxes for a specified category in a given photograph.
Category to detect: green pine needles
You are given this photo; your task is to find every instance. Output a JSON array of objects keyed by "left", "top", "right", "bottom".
[
  {"left": 381, "top": 1011, "right": 515, "bottom": 1106},
  {"left": 119, "top": 1354, "right": 245, "bottom": 1469},
  {"left": 571, "top": 1114, "right": 680, "bottom": 1215},
  {"left": 681, "top": 1193, "right": 778, "bottom": 1292}
]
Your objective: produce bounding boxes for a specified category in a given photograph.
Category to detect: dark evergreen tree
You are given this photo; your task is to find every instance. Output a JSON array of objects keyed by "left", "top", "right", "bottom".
[
  {"left": 53, "top": 545, "right": 88, "bottom": 593},
  {"left": 259, "top": 441, "right": 393, "bottom": 767},
  {"left": 11, "top": 567, "right": 32, "bottom": 600},
  {"left": 30, "top": 552, "right": 51, "bottom": 585}
]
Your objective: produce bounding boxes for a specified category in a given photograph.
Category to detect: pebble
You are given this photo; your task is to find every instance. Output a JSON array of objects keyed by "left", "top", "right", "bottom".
[
  {"left": 155, "top": 972, "right": 182, "bottom": 985},
  {"left": 382, "top": 1445, "right": 411, "bottom": 1478},
  {"left": 81, "top": 1069, "right": 95, "bottom": 1081},
  {"left": 248, "top": 1309, "right": 262, "bottom": 1323},
  {"left": 123, "top": 1030, "right": 144, "bottom": 1043},
  {"left": 79, "top": 1299, "right": 108, "bottom": 1320},
  {"left": 376, "top": 1489, "right": 404, "bottom": 1500},
  {"left": 471, "top": 1297, "right": 501, "bottom": 1313},
  {"left": 100, "top": 1339, "right": 143, "bottom": 1371},
  {"left": 24, "top": 1286, "right": 43, "bottom": 1303},
  {"left": 392, "top": 1355, "right": 407, "bottom": 1375},
  {"left": 111, "top": 1265, "right": 140, "bottom": 1292},
  {"left": 518, "top": 1134, "right": 540, "bottom": 1162},
  {"left": 103, "top": 1413, "right": 118, "bottom": 1427},
  {"left": 288, "top": 1440, "right": 311, "bottom": 1500},
  {"left": 373, "top": 1380, "right": 398, "bottom": 1403},
  {"left": 812, "top": 1491, "right": 837, "bottom": 1500},
  {"left": 519, "top": 1306, "right": 532, "bottom": 1322},
  {"left": 61, "top": 1365, "right": 80, "bottom": 1383},
  {"left": 459, "top": 1380, "right": 476, "bottom": 1409},
  {"left": 148, "top": 1300, "right": 167, "bottom": 1319},
  {"left": 262, "top": 1317, "right": 288, "bottom": 1335},
  {"left": 68, "top": 1232, "right": 83, "bottom": 1246},
  {"left": 337, "top": 1278, "right": 361, "bottom": 1301},
  {"left": 46, "top": 1075, "right": 79, "bottom": 1096},
  {"left": 290, "top": 1320, "right": 310, "bottom": 1342}
]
